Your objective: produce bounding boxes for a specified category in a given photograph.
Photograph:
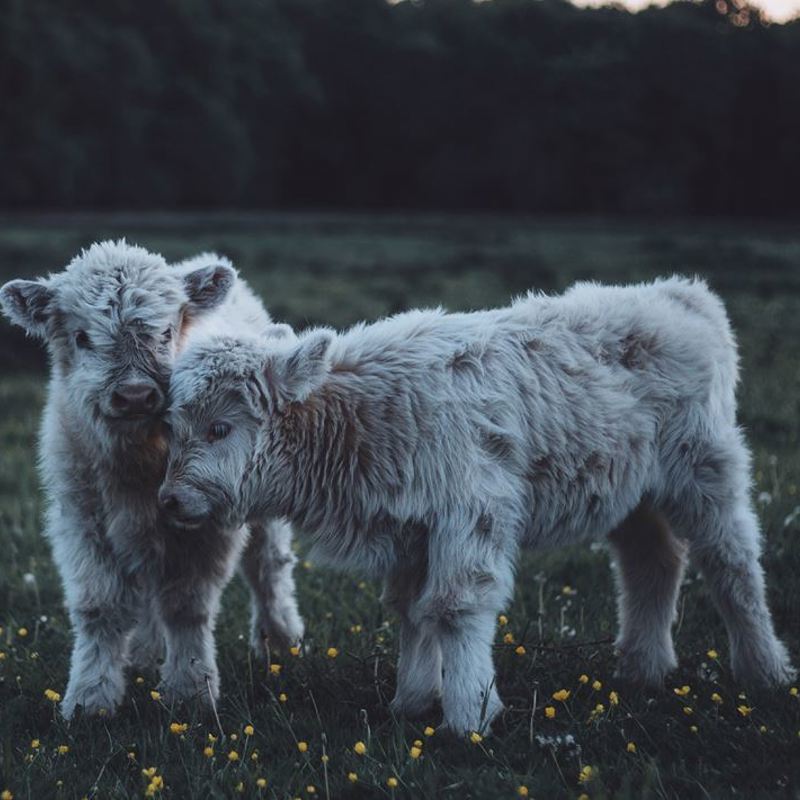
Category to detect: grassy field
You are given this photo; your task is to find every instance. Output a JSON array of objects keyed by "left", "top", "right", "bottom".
[{"left": 1, "top": 213, "right": 799, "bottom": 799}]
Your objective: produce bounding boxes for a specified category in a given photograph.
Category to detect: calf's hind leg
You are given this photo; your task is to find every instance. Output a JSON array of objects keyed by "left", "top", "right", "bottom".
[
  {"left": 609, "top": 504, "right": 687, "bottom": 686},
  {"left": 665, "top": 432, "right": 795, "bottom": 687}
]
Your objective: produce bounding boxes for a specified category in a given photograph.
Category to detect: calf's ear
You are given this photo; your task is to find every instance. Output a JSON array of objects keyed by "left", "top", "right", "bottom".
[
  {"left": 183, "top": 263, "right": 236, "bottom": 312},
  {"left": 272, "top": 328, "right": 334, "bottom": 403},
  {"left": 0, "top": 279, "right": 54, "bottom": 338}
]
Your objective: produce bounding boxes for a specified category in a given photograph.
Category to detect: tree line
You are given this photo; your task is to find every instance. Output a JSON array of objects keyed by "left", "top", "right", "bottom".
[{"left": 1, "top": 0, "right": 799, "bottom": 215}]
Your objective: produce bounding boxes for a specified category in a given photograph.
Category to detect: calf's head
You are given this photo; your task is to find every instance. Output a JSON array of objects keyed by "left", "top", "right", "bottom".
[
  {"left": 160, "top": 327, "right": 333, "bottom": 529},
  {"left": 0, "top": 241, "right": 236, "bottom": 437}
]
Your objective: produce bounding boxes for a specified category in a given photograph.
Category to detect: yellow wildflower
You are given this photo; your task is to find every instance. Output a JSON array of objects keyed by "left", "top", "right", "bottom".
[
  {"left": 150, "top": 690, "right": 161, "bottom": 701},
  {"left": 251, "top": 751, "right": 259, "bottom": 762},
  {"left": 350, "top": 625, "right": 362, "bottom": 634},
  {"left": 517, "top": 787, "right": 529, "bottom": 798},
  {"left": 737, "top": 705, "right": 753, "bottom": 717},
  {"left": 353, "top": 741, "right": 366, "bottom": 755},
  {"left": 790, "top": 687, "right": 798, "bottom": 697},
  {"left": 683, "top": 706, "right": 693, "bottom": 716},
  {"left": 711, "top": 692, "right": 723, "bottom": 705},
  {"left": 609, "top": 691, "right": 619, "bottom": 706},
  {"left": 44, "top": 689, "right": 61, "bottom": 702},
  {"left": 552, "top": 689, "right": 570, "bottom": 702},
  {"left": 1, "top": 790, "right": 12, "bottom": 800},
  {"left": 135, "top": 676, "right": 144, "bottom": 685},
  {"left": 673, "top": 685, "right": 690, "bottom": 697},
  {"left": 498, "top": 615, "right": 508, "bottom": 626},
  {"left": 592, "top": 680, "right": 602, "bottom": 691},
  {"left": 424, "top": 726, "right": 435, "bottom": 737},
  {"left": 515, "top": 645, "right": 526, "bottom": 656},
  {"left": 413, "top": 739, "right": 423, "bottom": 747},
  {"left": 544, "top": 706, "right": 556, "bottom": 719},
  {"left": 279, "top": 693, "right": 288, "bottom": 703},
  {"left": 270, "top": 664, "right": 282, "bottom": 675},
  {"left": 0, "top": 652, "right": 5, "bottom": 661},
  {"left": 469, "top": 731, "right": 483, "bottom": 744},
  {"left": 578, "top": 765, "right": 595, "bottom": 784},
  {"left": 707, "top": 649, "right": 719, "bottom": 659},
  {"left": 203, "top": 747, "right": 214, "bottom": 758},
  {"left": 17, "top": 627, "right": 28, "bottom": 638},
  {"left": 142, "top": 768, "right": 157, "bottom": 778},
  {"left": 297, "top": 741, "right": 308, "bottom": 753},
  {"left": 690, "top": 725, "right": 698, "bottom": 733},
  {"left": 626, "top": 742, "right": 637, "bottom": 753},
  {"left": 228, "top": 751, "right": 240, "bottom": 762},
  {"left": 169, "top": 722, "right": 188, "bottom": 735},
  {"left": 759, "top": 725, "right": 767, "bottom": 733},
  {"left": 256, "top": 778, "right": 267, "bottom": 789},
  {"left": 348, "top": 772, "right": 358, "bottom": 783},
  {"left": 503, "top": 633, "right": 515, "bottom": 644},
  {"left": 387, "top": 777, "right": 398, "bottom": 788},
  {"left": 578, "top": 674, "right": 589, "bottom": 684},
  {"left": 235, "top": 782, "right": 244, "bottom": 793},
  {"left": 306, "top": 786, "right": 316, "bottom": 795},
  {"left": 244, "top": 724, "right": 254, "bottom": 736},
  {"left": 57, "top": 745, "right": 69, "bottom": 755},
  {"left": 290, "top": 646, "right": 301, "bottom": 657},
  {"left": 30, "top": 739, "right": 40, "bottom": 749},
  {"left": 326, "top": 647, "right": 339, "bottom": 659},
  {"left": 409, "top": 746, "right": 422, "bottom": 759}
]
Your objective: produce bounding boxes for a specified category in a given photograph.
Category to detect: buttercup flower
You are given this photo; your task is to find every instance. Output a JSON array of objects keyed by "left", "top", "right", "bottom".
[
  {"left": 353, "top": 741, "right": 366, "bottom": 755},
  {"left": 578, "top": 765, "right": 595, "bottom": 784},
  {"left": 348, "top": 773, "right": 358, "bottom": 783},
  {"left": 297, "top": 742, "right": 309, "bottom": 753},
  {"left": 387, "top": 777, "right": 398, "bottom": 788},
  {"left": 17, "top": 628, "right": 28, "bottom": 638},
  {"left": 228, "top": 751, "right": 240, "bottom": 762},
  {"left": 150, "top": 690, "right": 161, "bottom": 701},
  {"left": 57, "top": 745, "right": 69, "bottom": 755},
  {"left": 424, "top": 727, "right": 435, "bottom": 737},
  {"left": 169, "top": 723, "right": 188, "bottom": 735},
  {"left": 609, "top": 691, "right": 619, "bottom": 706},
  {"left": 270, "top": 664, "right": 282, "bottom": 675},
  {"left": 503, "top": 633, "right": 515, "bottom": 644},
  {"left": 707, "top": 649, "right": 719, "bottom": 659},
  {"left": 469, "top": 732, "right": 483, "bottom": 744},
  {"left": 203, "top": 747, "right": 214, "bottom": 758},
  {"left": 290, "top": 646, "right": 301, "bottom": 657},
  {"left": 244, "top": 725, "right": 254, "bottom": 736},
  {"left": 578, "top": 674, "right": 589, "bottom": 684},
  {"left": 515, "top": 645, "right": 526, "bottom": 655},
  {"left": 44, "top": 689, "right": 61, "bottom": 703},
  {"left": 737, "top": 705, "right": 753, "bottom": 717},
  {"left": 256, "top": 778, "right": 267, "bottom": 788},
  {"left": 592, "top": 680, "right": 602, "bottom": 691},
  {"left": 552, "top": 689, "right": 570, "bottom": 702},
  {"left": 409, "top": 746, "right": 421, "bottom": 759},
  {"left": 626, "top": 742, "right": 637, "bottom": 753},
  {"left": 517, "top": 787, "right": 529, "bottom": 797},
  {"left": 711, "top": 693, "right": 723, "bottom": 705},
  {"left": 279, "top": 693, "right": 288, "bottom": 703},
  {"left": 673, "top": 685, "right": 690, "bottom": 697},
  {"left": 326, "top": 648, "right": 339, "bottom": 659},
  {"left": 545, "top": 706, "right": 556, "bottom": 719},
  {"left": 498, "top": 615, "right": 508, "bottom": 626}
]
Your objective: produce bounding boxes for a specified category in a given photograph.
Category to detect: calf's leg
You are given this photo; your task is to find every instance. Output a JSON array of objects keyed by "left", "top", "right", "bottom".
[
  {"left": 609, "top": 503, "right": 687, "bottom": 686},
  {"left": 239, "top": 518, "right": 304, "bottom": 657},
  {"left": 664, "top": 431, "right": 795, "bottom": 686}
]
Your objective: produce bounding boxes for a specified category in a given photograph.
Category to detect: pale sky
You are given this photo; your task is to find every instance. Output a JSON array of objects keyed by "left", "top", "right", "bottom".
[{"left": 572, "top": 0, "right": 799, "bottom": 22}]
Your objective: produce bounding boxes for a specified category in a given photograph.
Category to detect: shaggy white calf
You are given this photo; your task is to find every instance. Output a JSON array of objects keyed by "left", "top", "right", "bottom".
[
  {"left": 161, "top": 277, "right": 795, "bottom": 734},
  {"left": 0, "top": 241, "right": 304, "bottom": 718}
]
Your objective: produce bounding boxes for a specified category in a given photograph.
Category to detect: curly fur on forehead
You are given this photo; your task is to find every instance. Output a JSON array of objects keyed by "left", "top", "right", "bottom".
[
  {"left": 171, "top": 336, "right": 267, "bottom": 408},
  {"left": 50, "top": 240, "right": 186, "bottom": 328}
]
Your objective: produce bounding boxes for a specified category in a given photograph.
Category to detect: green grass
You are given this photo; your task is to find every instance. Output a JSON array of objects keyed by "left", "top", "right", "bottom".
[{"left": 1, "top": 213, "right": 799, "bottom": 799}]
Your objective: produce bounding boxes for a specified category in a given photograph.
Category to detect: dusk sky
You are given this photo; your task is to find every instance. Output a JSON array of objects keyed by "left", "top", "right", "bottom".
[{"left": 572, "top": 0, "right": 799, "bottom": 21}]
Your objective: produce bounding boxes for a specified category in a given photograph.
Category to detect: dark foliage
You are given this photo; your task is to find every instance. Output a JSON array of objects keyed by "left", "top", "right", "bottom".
[{"left": 1, "top": 0, "right": 799, "bottom": 215}]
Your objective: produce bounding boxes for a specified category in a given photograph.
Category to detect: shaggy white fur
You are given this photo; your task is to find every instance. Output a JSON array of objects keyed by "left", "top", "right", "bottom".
[
  {"left": 164, "top": 276, "right": 795, "bottom": 733},
  {"left": 0, "top": 241, "right": 304, "bottom": 719}
]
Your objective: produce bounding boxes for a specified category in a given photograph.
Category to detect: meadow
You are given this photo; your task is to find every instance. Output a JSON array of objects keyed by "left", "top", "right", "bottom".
[{"left": 1, "top": 213, "right": 799, "bottom": 799}]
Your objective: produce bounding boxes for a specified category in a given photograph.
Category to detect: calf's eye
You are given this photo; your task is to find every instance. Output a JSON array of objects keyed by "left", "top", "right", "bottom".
[
  {"left": 207, "top": 421, "right": 231, "bottom": 442},
  {"left": 74, "top": 330, "right": 91, "bottom": 349}
]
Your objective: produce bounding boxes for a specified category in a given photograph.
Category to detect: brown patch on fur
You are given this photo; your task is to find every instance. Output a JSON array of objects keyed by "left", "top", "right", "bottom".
[{"left": 620, "top": 332, "right": 658, "bottom": 370}]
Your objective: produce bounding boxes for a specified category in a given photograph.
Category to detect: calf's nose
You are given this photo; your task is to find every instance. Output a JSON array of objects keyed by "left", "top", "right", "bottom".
[{"left": 110, "top": 382, "right": 163, "bottom": 416}]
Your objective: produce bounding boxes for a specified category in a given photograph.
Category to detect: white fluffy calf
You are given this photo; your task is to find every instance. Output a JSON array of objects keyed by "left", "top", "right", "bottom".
[{"left": 163, "top": 277, "right": 795, "bottom": 733}]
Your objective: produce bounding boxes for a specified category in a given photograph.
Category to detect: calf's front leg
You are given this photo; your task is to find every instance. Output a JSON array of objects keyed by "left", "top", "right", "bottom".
[{"left": 156, "top": 524, "right": 248, "bottom": 706}]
